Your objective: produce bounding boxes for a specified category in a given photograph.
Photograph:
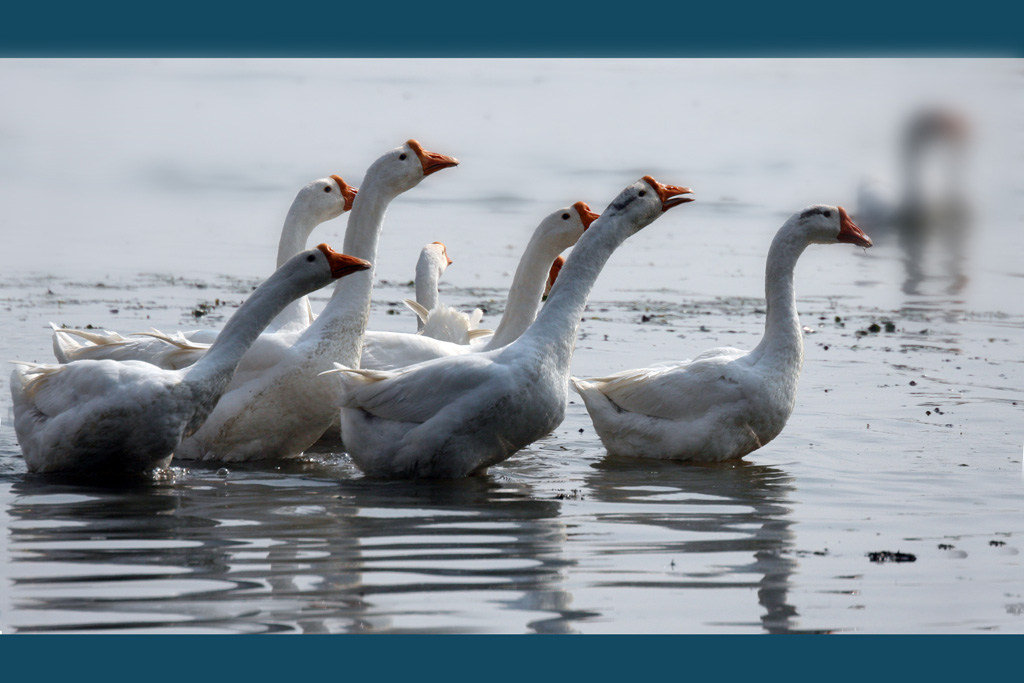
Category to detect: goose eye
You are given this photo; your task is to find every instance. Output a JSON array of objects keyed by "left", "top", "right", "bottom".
[
  {"left": 399, "top": 153, "right": 408, "bottom": 161},
  {"left": 561, "top": 213, "right": 570, "bottom": 220},
  {"left": 324, "top": 186, "right": 332, "bottom": 193},
  {"left": 638, "top": 190, "right": 646, "bottom": 197},
  {"left": 823, "top": 210, "right": 832, "bottom": 217},
  {"left": 306, "top": 254, "right": 316, "bottom": 262}
]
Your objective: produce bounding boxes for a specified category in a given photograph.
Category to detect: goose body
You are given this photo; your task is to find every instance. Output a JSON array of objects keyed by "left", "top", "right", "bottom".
[
  {"left": 326, "top": 177, "right": 693, "bottom": 478},
  {"left": 360, "top": 201, "right": 599, "bottom": 371},
  {"left": 572, "top": 205, "right": 872, "bottom": 461},
  {"left": 172, "top": 140, "right": 459, "bottom": 462},
  {"left": 11, "top": 246, "right": 369, "bottom": 475},
  {"left": 51, "top": 175, "right": 358, "bottom": 367},
  {"left": 402, "top": 242, "right": 492, "bottom": 345}
]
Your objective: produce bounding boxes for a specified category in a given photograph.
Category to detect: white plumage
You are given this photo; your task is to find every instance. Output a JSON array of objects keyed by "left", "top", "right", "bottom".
[
  {"left": 11, "top": 246, "right": 369, "bottom": 475},
  {"left": 572, "top": 205, "right": 873, "bottom": 461},
  {"left": 402, "top": 241, "right": 492, "bottom": 345},
  {"left": 360, "top": 201, "right": 599, "bottom": 371},
  {"left": 50, "top": 174, "right": 358, "bottom": 366},
  {"left": 324, "top": 177, "right": 693, "bottom": 478},
  {"left": 171, "top": 140, "right": 459, "bottom": 462}
]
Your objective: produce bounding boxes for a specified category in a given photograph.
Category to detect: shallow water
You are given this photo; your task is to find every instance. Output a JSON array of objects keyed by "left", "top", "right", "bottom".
[{"left": 0, "top": 58, "right": 1022, "bottom": 633}]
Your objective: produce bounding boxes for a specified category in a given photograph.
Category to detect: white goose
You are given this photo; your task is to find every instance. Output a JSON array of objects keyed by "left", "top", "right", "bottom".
[
  {"left": 50, "top": 174, "right": 358, "bottom": 368},
  {"left": 572, "top": 205, "right": 872, "bottom": 461},
  {"left": 855, "top": 108, "right": 968, "bottom": 236},
  {"left": 360, "top": 201, "right": 600, "bottom": 370},
  {"left": 323, "top": 176, "right": 693, "bottom": 478},
  {"left": 172, "top": 140, "right": 459, "bottom": 462},
  {"left": 402, "top": 241, "right": 492, "bottom": 345},
  {"left": 856, "top": 108, "right": 969, "bottom": 294},
  {"left": 11, "top": 246, "right": 370, "bottom": 475}
]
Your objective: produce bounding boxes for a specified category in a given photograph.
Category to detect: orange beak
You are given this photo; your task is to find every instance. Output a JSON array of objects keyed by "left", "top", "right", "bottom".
[
  {"left": 330, "top": 175, "right": 358, "bottom": 212},
  {"left": 572, "top": 201, "right": 600, "bottom": 230},
  {"left": 837, "top": 207, "right": 872, "bottom": 248},
  {"left": 642, "top": 175, "right": 695, "bottom": 211},
  {"left": 316, "top": 244, "right": 373, "bottom": 278},
  {"left": 407, "top": 139, "right": 460, "bottom": 176},
  {"left": 545, "top": 255, "right": 565, "bottom": 298}
]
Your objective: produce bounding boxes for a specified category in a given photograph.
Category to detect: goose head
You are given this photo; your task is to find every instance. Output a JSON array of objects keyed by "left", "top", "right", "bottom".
[
  {"left": 430, "top": 241, "right": 453, "bottom": 267},
  {"left": 276, "top": 244, "right": 372, "bottom": 291},
  {"left": 601, "top": 176, "right": 695, "bottom": 233},
  {"left": 363, "top": 139, "right": 460, "bottom": 197},
  {"left": 292, "top": 175, "right": 358, "bottom": 224},
  {"left": 793, "top": 205, "right": 873, "bottom": 247},
  {"left": 535, "top": 200, "right": 601, "bottom": 253},
  {"left": 905, "top": 108, "right": 969, "bottom": 153},
  {"left": 422, "top": 241, "right": 452, "bottom": 278}
]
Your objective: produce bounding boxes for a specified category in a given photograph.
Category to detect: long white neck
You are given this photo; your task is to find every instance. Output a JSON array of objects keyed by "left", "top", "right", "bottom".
[
  {"left": 484, "top": 229, "right": 565, "bottom": 350},
  {"left": 276, "top": 202, "right": 318, "bottom": 267},
  {"left": 300, "top": 179, "right": 392, "bottom": 368},
  {"left": 269, "top": 200, "right": 320, "bottom": 330},
  {"left": 414, "top": 252, "right": 441, "bottom": 331},
  {"left": 185, "top": 266, "right": 319, "bottom": 393},
  {"left": 517, "top": 215, "right": 627, "bottom": 369},
  {"left": 748, "top": 226, "right": 807, "bottom": 372}
]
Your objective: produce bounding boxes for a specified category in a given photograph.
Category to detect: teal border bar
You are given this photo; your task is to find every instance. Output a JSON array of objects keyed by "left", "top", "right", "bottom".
[
  {"left": 2, "top": 1, "right": 1022, "bottom": 56},
  {"left": 1, "top": 634, "right": 1020, "bottom": 678}
]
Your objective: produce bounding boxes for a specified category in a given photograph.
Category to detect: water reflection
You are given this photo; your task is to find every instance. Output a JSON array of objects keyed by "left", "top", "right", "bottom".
[
  {"left": 4, "top": 464, "right": 576, "bottom": 633},
  {"left": 584, "top": 457, "right": 806, "bottom": 633}
]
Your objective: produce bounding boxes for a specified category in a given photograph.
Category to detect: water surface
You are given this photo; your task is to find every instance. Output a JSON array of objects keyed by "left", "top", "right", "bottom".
[{"left": 1, "top": 59, "right": 1022, "bottom": 633}]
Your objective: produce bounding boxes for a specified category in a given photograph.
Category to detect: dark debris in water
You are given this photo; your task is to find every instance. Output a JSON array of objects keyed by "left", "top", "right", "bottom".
[
  {"left": 191, "top": 299, "right": 223, "bottom": 318},
  {"left": 855, "top": 319, "right": 899, "bottom": 337},
  {"left": 868, "top": 550, "right": 917, "bottom": 564}
]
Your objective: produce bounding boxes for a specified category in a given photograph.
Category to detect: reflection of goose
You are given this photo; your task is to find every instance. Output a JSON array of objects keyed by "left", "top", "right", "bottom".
[
  {"left": 359, "top": 201, "right": 598, "bottom": 370},
  {"left": 855, "top": 108, "right": 970, "bottom": 295},
  {"left": 4, "top": 467, "right": 573, "bottom": 633},
  {"left": 11, "top": 246, "right": 369, "bottom": 475},
  {"left": 49, "top": 175, "right": 358, "bottom": 368},
  {"left": 325, "top": 177, "right": 692, "bottom": 478},
  {"left": 173, "top": 141, "right": 458, "bottom": 462},
  {"left": 573, "top": 205, "right": 872, "bottom": 461},
  {"left": 402, "top": 242, "right": 492, "bottom": 345},
  {"left": 583, "top": 457, "right": 802, "bottom": 633}
]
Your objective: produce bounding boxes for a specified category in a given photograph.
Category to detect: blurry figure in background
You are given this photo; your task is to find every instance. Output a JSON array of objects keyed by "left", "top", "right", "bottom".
[{"left": 856, "top": 107, "right": 972, "bottom": 295}]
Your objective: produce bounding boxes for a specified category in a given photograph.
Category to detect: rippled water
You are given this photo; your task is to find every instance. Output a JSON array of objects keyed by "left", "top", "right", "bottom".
[{"left": 1, "top": 58, "right": 1022, "bottom": 633}]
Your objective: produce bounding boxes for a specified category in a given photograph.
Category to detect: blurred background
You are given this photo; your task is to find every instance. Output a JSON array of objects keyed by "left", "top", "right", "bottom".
[{"left": 0, "top": 58, "right": 1018, "bottom": 315}]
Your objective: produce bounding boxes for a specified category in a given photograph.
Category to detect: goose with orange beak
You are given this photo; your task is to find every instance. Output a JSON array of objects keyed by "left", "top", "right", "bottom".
[
  {"left": 13, "top": 245, "right": 369, "bottom": 475},
  {"left": 572, "top": 204, "right": 872, "bottom": 462},
  {"left": 50, "top": 174, "right": 361, "bottom": 368},
  {"left": 323, "top": 176, "right": 693, "bottom": 478},
  {"left": 173, "top": 139, "right": 460, "bottom": 462}
]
